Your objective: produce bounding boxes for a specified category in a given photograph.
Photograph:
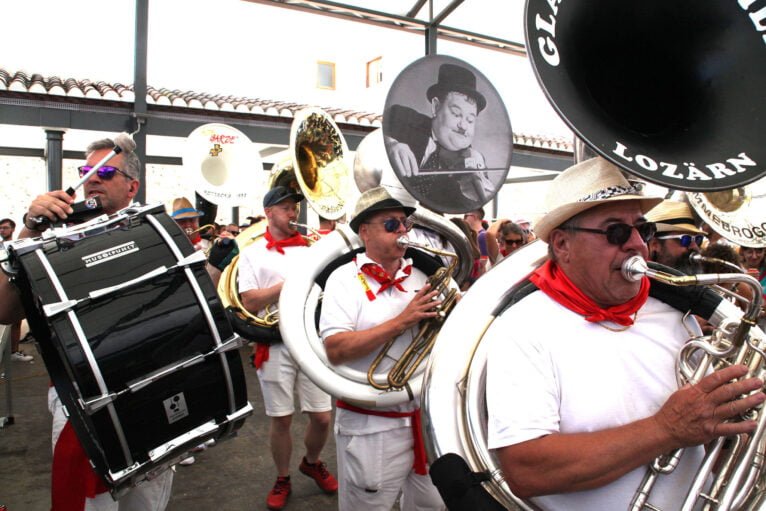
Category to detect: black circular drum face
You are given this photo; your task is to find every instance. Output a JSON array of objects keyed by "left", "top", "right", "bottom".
[
  {"left": 525, "top": 0, "right": 766, "bottom": 191},
  {"left": 383, "top": 54, "right": 512, "bottom": 214}
]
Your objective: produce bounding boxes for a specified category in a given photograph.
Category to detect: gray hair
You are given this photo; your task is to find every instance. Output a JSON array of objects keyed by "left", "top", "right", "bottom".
[{"left": 86, "top": 138, "right": 141, "bottom": 180}]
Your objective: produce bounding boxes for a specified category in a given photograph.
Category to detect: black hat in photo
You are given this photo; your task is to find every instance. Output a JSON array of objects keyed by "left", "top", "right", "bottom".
[{"left": 426, "top": 63, "right": 487, "bottom": 113}]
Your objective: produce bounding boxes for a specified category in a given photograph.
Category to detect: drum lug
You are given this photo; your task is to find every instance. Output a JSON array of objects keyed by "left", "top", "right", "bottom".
[
  {"left": 178, "top": 250, "right": 207, "bottom": 267},
  {"left": 214, "top": 335, "right": 244, "bottom": 354},
  {"left": 226, "top": 401, "right": 254, "bottom": 423},
  {"left": 43, "top": 300, "right": 78, "bottom": 318},
  {"left": 80, "top": 393, "right": 117, "bottom": 414},
  {"left": 147, "top": 420, "right": 218, "bottom": 463}
]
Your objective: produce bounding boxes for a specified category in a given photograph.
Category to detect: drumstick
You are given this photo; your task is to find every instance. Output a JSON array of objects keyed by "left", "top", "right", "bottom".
[
  {"left": 65, "top": 132, "right": 136, "bottom": 196},
  {"left": 31, "top": 133, "right": 136, "bottom": 227}
]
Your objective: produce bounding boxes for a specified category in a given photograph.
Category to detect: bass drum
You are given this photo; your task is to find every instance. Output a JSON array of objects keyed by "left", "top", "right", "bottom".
[{"left": 5, "top": 204, "right": 252, "bottom": 496}]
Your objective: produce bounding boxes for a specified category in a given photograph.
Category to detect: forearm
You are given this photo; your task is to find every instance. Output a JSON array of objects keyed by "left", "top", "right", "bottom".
[
  {"left": 498, "top": 415, "right": 676, "bottom": 498},
  {"left": 324, "top": 318, "right": 406, "bottom": 365},
  {"left": 241, "top": 283, "right": 282, "bottom": 314}
]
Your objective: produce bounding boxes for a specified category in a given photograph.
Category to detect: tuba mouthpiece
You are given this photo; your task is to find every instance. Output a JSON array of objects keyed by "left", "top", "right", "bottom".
[
  {"left": 621, "top": 255, "right": 648, "bottom": 282},
  {"left": 396, "top": 236, "right": 410, "bottom": 248}
]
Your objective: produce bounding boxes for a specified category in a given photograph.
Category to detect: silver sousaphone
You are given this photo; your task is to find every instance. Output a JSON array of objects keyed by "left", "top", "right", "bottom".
[{"left": 424, "top": 1, "right": 766, "bottom": 510}]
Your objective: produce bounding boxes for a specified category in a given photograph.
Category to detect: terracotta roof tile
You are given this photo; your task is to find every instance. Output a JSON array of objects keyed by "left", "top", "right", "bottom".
[{"left": 0, "top": 67, "right": 572, "bottom": 151}]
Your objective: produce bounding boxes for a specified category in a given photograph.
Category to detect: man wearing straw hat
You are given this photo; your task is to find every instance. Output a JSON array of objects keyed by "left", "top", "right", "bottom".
[
  {"left": 170, "top": 196, "right": 208, "bottom": 252},
  {"left": 238, "top": 185, "right": 337, "bottom": 510},
  {"left": 484, "top": 157, "right": 764, "bottom": 510},
  {"left": 645, "top": 199, "right": 708, "bottom": 273},
  {"left": 320, "top": 187, "right": 446, "bottom": 510}
]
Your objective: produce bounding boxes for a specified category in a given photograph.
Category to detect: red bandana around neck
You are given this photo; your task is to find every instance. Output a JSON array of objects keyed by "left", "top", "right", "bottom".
[
  {"left": 530, "top": 260, "right": 649, "bottom": 326},
  {"left": 264, "top": 228, "right": 308, "bottom": 254},
  {"left": 360, "top": 262, "right": 412, "bottom": 294}
]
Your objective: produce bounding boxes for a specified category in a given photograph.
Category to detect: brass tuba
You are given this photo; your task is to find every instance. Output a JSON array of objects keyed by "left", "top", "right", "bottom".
[{"left": 216, "top": 108, "right": 351, "bottom": 343}]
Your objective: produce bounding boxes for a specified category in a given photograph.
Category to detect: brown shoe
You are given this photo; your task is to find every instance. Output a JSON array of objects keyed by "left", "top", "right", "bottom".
[
  {"left": 299, "top": 457, "right": 338, "bottom": 494},
  {"left": 266, "top": 476, "right": 291, "bottom": 510}
]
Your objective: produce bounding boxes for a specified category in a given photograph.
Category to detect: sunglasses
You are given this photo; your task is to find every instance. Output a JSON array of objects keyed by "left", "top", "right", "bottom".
[
  {"left": 77, "top": 165, "right": 132, "bottom": 180},
  {"left": 655, "top": 233, "right": 706, "bottom": 248},
  {"left": 227, "top": 230, "right": 240, "bottom": 236},
  {"left": 365, "top": 217, "right": 412, "bottom": 233},
  {"left": 503, "top": 238, "right": 524, "bottom": 246},
  {"left": 566, "top": 222, "right": 657, "bottom": 246}
]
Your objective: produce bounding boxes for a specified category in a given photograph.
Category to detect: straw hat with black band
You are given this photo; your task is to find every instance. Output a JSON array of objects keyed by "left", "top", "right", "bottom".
[
  {"left": 534, "top": 158, "right": 663, "bottom": 243},
  {"left": 645, "top": 200, "right": 707, "bottom": 235},
  {"left": 350, "top": 187, "right": 416, "bottom": 234}
]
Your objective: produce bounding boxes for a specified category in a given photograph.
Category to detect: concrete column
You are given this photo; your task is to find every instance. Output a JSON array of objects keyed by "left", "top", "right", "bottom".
[{"left": 44, "top": 129, "right": 65, "bottom": 192}]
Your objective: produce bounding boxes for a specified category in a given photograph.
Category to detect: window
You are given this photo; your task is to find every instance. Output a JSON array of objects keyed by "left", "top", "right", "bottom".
[
  {"left": 366, "top": 57, "right": 383, "bottom": 87},
  {"left": 317, "top": 61, "right": 336, "bottom": 90}
]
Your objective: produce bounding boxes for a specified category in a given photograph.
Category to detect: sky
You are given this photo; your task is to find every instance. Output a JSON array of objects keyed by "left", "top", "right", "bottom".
[{"left": 0, "top": 0, "right": 574, "bottom": 222}]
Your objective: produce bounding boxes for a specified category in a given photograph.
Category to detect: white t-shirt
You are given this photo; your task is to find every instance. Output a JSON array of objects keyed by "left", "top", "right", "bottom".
[
  {"left": 237, "top": 236, "right": 307, "bottom": 317},
  {"left": 486, "top": 291, "right": 705, "bottom": 511},
  {"left": 319, "top": 252, "right": 429, "bottom": 436}
]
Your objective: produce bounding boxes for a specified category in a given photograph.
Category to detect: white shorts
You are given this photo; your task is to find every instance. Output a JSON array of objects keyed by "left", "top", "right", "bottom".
[
  {"left": 336, "top": 426, "right": 445, "bottom": 511},
  {"left": 257, "top": 343, "right": 332, "bottom": 417},
  {"left": 48, "top": 387, "right": 174, "bottom": 511}
]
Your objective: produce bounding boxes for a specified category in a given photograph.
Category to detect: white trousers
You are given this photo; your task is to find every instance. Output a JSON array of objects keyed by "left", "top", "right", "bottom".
[
  {"left": 49, "top": 387, "right": 173, "bottom": 511},
  {"left": 336, "top": 426, "right": 445, "bottom": 511}
]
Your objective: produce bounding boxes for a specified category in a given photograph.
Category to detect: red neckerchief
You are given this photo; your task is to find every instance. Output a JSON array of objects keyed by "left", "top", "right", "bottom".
[
  {"left": 336, "top": 399, "right": 428, "bottom": 476},
  {"left": 264, "top": 228, "right": 308, "bottom": 254},
  {"left": 530, "top": 260, "right": 649, "bottom": 326},
  {"left": 500, "top": 248, "right": 509, "bottom": 257},
  {"left": 360, "top": 262, "right": 412, "bottom": 294}
]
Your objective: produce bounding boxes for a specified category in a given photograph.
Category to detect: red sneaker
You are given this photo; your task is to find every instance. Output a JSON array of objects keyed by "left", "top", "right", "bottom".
[
  {"left": 266, "top": 476, "right": 291, "bottom": 510},
  {"left": 299, "top": 457, "right": 338, "bottom": 494}
]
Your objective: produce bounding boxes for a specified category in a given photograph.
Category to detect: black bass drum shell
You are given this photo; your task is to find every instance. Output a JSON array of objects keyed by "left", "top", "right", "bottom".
[{"left": 11, "top": 205, "right": 248, "bottom": 493}]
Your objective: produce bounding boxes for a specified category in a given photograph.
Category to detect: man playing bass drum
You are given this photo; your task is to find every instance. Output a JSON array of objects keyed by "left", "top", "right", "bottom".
[{"left": 485, "top": 157, "right": 765, "bottom": 510}]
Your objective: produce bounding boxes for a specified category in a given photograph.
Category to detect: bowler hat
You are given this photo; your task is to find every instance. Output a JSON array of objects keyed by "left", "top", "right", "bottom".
[
  {"left": 426, "top": 63, "right": 487, "bottom": 113},
  {"left": 170, "top": 197, "right": 203, "bottom": 219},
  {"left": 534, "top": 157, "right": 663, "bottom": 243},
  {"left": 263, "top": 186, "right": 304, "bottom": 208},
  {"left": 350, "top": 187, "right": 416, "bottom": 234}
]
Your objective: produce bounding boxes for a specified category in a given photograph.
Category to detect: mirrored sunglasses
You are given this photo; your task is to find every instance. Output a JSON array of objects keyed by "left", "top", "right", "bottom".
[
  {"left": 655, "top": 233, "right": 706, "bottom": 248},
  {"left": 77, "top": 165, "right": 131, "bottom": 180},
  {"left": 567, "top": 222, "right": 657, "bottom": 246},
  {"left": 366, "top": 217, "right": 413, "bottom": 233}
]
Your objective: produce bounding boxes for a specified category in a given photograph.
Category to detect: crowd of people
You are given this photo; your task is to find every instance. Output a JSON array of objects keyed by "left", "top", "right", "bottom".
[{"left": 1, "top": 132, "right": 765, "bottom": 511}]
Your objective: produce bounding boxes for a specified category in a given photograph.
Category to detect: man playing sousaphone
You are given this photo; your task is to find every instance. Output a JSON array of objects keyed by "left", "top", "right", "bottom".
[
  {"left": 485, "top": 157, "right": 766, "bottom": 510},
  {"left": 237, "top": 185, "right": 337, "bottom": 510},
  {"left": 319, "top": 187, "right": 447, "bottom": 510}
]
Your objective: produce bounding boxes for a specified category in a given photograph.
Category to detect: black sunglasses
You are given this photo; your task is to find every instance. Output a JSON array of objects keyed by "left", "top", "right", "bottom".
[
  {"left": 503, "top": 238, "right": 524, "bottom": 246},
  {"left": 655, "top": 233, "right": 705, "bottom": 248},
  {"left": 77, "top": 165, "right": 132, "bottom": 180},
  {"left": 365, "top": 217, "right": 412, "bottom": 233},
  {"left": 566, "top": 222, "right": 657, "bottom": 246}
]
